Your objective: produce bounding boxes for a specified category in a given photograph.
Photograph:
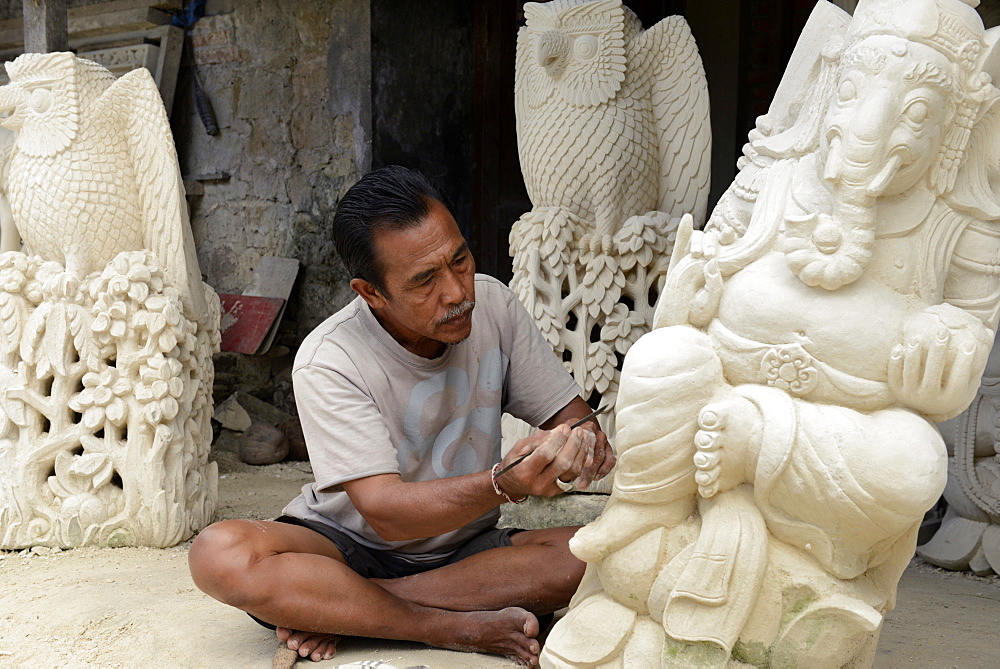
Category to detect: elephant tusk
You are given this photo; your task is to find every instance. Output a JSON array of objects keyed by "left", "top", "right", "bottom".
[
  {"left": 867, "top": 152, "right": 903, "bottom": 197},
  {"left": 824, "top": 135, "right": 843, "bottom": 182}
]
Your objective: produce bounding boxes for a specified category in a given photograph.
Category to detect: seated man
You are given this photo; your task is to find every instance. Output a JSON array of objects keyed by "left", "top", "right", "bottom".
[{"left": 188, "top": 166, "right": 614, "bottom": 667}]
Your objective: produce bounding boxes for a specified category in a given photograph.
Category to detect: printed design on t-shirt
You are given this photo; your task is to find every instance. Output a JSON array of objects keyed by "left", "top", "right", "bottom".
[{"left": 399, "top": 347, "right": 509, "bottom": 480}]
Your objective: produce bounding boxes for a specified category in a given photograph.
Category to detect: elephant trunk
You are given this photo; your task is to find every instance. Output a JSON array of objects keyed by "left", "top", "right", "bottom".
[{"left": 783, "top": 132, "right": 886, "bottom": 290}]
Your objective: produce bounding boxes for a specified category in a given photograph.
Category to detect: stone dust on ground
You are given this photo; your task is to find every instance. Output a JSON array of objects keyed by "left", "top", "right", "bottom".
[{"left": 0, "top": 449, "right": 998, "bottom": 668}]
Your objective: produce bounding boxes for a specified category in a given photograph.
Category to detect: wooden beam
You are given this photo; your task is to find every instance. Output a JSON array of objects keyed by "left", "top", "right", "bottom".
[
  {"left": 22, "top": 0, "right": 68, "bottom": 53},
  {"left": 0, "top": 2, "right": 172, "bottom": 53}
]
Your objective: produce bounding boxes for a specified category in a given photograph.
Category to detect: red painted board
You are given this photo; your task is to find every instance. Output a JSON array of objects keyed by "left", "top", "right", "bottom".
[{"left": 218, "top": 294, "right": 286, "bottom": 354}]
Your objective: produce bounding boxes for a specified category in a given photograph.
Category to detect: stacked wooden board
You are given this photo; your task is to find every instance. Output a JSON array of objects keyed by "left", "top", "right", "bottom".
[{"left": 0, "top": 0, "right": 184, "bottom": 113}]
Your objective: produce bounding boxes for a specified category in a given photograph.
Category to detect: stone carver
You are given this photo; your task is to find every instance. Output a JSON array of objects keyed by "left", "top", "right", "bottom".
[
  {"left": 0, "top": 53, "right": 219, "bottom": 549},
  {"left": 540, "top": 0, "right": 1000, "bottom": 666},
  {"left": 188, "top": 166, "right": 615, "bottom": 665},
  {"left": 509, "top": 0, "right": 710, "bottom": 447}
]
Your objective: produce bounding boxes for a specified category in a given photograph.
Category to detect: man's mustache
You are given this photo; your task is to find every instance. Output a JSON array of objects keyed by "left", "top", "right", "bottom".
[{"left": 440, "top": 300, "right": 475, "bottom": 324}]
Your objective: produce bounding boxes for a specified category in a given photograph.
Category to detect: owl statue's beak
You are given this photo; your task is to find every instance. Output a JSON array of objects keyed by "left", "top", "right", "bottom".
[
  {"left": 0, "top": 81, "right": 25, "bottom": 130},
  {"left": 536, "top": 30, "right": 569, "bottom": 77}
]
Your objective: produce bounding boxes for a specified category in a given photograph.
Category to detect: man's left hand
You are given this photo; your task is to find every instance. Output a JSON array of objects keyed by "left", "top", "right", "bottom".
[{"left": 569, "top": 419, "right": 613, "bottom": 490}]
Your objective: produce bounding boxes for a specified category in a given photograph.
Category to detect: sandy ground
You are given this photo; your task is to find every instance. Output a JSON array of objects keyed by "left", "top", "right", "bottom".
[{"left": 1, "top": 450, "right": 999, "bottom": 668}]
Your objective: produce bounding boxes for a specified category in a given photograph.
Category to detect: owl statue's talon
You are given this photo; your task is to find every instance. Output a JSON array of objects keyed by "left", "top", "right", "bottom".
[
  {"left": 578, "top": 233, "right": 613, "bottom": 255},
  {"left": 42, "top": 271, "right": 79, "bottom": 299}
]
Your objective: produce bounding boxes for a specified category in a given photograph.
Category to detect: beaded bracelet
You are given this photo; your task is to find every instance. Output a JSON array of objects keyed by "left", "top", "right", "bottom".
[{"left": 491, "top": 462, "right": 527, "bottom": 504}]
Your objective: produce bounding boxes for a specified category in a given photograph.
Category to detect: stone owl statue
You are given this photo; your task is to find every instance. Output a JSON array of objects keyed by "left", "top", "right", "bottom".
[
  {"left": 515, "top": 0, "right": 711, "bottom": 237},
  {"left": 0, "top": 51, "right": 208, "bottom": 322}
]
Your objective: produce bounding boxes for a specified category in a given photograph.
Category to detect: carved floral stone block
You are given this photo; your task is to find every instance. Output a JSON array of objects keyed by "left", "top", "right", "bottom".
[
  {"left": 0, "top": 52, "right": 219, "bottom": 548},
  {"left": 508, "top": 0, "right": 711, "bottom": 450},
  {"left": 541, "top": 0, "right": 1000, "bottom": 666}
]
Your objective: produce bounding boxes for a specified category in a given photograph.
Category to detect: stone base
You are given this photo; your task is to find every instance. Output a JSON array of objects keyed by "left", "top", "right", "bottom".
[
  {"left": 499, "top": 493, "right": 608, "bottom": 530},
  {"left": 0, "top": 252, "right": 220, "bottom": 548}
]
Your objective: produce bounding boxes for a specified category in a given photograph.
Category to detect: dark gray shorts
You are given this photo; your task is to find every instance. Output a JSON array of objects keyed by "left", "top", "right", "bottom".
[
  {"left": 249, "top": 515, "right": 523, "bottom": 631},
  {"left": 274, "top": 514, "right": 524, "bottom": 579}
]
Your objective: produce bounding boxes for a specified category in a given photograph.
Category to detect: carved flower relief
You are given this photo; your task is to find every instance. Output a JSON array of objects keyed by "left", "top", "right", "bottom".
[
  {"left": 137, "top": 294, "right": 184, "bottom": 352},
  {"left": 761, "top": 345, "right": 818, "bottom": 396},
  {"left": 0, "top": 258, "right": 26, "bottom": 290},
  {"left": 135, "top": 353, "right": 184, "bottom": 425},
  {"left": 603, "top": 303, "right": 647, "bottom": 354},
  {"left": 0, "top": 251, "right": 34, "bottom": 294},
  {"left": 69, "top": 367, "right": 130, "bottom": 429},
  {"left": 47, "top": 450, "right": 120, "bottom": 528},
  {"left": 91, "top": 294, "right": 129, "bottom": 344}
]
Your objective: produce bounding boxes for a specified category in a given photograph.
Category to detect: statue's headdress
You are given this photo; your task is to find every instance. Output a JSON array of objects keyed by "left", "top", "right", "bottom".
[{"left": 760, "top": 0, "right": 1000, "bottom": 198}]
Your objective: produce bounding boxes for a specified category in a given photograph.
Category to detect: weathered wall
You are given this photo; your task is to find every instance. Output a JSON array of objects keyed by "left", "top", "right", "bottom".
[
  {"left": 175, "top": 0, "right": 368, "bottom": 330},
  {"left": 169, "top": 0, "right": 371, "bottom": 411}
]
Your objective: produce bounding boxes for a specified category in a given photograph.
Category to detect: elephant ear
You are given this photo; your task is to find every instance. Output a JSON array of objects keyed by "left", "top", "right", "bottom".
[
  {"left": 751, "top": 1, "right": 851, "bottom": 159},
  {"left": 948, "top": 93, "right": 1000, "bottom": 222},
  {"left": 949, "top": 26, "right": 1000, "bottom": 221}
]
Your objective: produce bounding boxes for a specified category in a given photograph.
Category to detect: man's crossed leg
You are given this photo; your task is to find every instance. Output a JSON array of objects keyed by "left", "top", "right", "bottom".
[{"left": 188, "top": 518, "right": 584, "bottom": 666}]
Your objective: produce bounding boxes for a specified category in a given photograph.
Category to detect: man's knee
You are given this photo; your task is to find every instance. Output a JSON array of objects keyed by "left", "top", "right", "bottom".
[
  {"left": 512, "top": 525, "right": 581, "bottom": 549},
  {"left": 514, "top": 526, "right": 586, "bottom": 584},
  {"left": 188, "top": 519, "right": 264, "bottom": 608}
]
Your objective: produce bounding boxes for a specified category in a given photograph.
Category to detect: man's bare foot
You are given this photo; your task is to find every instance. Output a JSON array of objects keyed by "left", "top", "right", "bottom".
[
  {"left": 437, "top": 607, "right": 540, "bottom": 666},
  {"left": 276, "top": 626, "right": 340, "bottom": 662}
]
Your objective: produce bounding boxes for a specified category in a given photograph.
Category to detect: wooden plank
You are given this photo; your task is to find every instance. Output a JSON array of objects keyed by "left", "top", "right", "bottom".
[
  {"left": 0, "top": 7, "right": 170, "bottom": 52},
  {"left": 69, "top": 7, "right": 171, "bottom": 40},
  {"left": 150, "top": 23, "right": 182, "bottom": 114},
  {"left": 69, "top": 0, "right": 181, "bottom": 18},
  {"left": 218, "top": 295, "right": 287, "bottom": 355},
  {"left": 22, "top": 0, "right": 68, "bottom": 53},
  {"left": 244, "top": 257, "right": 300, "bottom": 300},
  {"left": 243, "top": 257, "right": 300, "bottom": 354}
]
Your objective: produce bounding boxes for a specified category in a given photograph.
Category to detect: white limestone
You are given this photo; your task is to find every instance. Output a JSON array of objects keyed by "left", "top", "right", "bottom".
[
  {"left": 0, "top": 52, "right": 219, "bottom": 549},
  {"left": 509, "top": 0, "right": 710, "bottom": 451},
  {"left": 540, "top": 1, "right": 1000, "bottom": 666}
]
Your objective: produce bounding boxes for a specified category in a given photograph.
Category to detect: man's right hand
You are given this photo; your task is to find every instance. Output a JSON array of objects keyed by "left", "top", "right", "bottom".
[{"left": 493, "top": 424, "right": 597, "bottom": 499}]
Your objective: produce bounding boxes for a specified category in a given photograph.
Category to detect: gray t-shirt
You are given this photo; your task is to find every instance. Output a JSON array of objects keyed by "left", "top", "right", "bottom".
[{"left": 283, "top": 274, "right": 580, "bottom": 561}]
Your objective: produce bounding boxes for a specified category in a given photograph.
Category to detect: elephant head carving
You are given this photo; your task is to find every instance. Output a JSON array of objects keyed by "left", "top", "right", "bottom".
[{"left": 759, "top": 0, "right": 1000, "bottom": 290}]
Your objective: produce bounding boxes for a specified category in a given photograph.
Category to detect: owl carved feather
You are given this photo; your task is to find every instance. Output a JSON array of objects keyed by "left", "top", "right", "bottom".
[
  {"left": 92, "top": 68, "right": 209, "bottom": 319},
  {"left": 0, "top": 52, "right": 208, "bottom": 322},
  {"left": 515, "top": 0, "right": 711, "bottom": 235}
]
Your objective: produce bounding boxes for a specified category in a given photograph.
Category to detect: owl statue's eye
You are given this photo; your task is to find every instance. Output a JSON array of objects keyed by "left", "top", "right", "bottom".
[
  {"left": 29, "top": 88, "right": 52, "bottom": 114},
  {"left": 574, "top": 34, "right": 599, "bottom": 61}
]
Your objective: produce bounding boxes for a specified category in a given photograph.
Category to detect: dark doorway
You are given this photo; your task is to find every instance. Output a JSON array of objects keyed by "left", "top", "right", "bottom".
[{"left": 371, "top": 0, "right": 812, "bottom": 283}]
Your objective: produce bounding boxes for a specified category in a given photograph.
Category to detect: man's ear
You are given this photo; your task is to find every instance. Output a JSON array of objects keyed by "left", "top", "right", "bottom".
[{"left": 350, "top": 278, "right": 387, "bottom": 310}]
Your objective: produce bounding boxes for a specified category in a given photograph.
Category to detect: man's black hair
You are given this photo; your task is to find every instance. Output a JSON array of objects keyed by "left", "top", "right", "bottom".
[{"left": 332, "top": 165, "right": 449, "bottom": 294}]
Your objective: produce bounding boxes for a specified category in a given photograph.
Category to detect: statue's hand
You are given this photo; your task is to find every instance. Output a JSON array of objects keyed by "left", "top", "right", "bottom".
[{"left": 888, "top": 303, "right": 993, "bottom": 419}]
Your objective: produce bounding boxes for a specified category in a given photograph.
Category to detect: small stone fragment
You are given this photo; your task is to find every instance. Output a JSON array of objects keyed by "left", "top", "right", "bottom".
[{"left": 214, "top": 393, "right": 253, "bottom": 432}]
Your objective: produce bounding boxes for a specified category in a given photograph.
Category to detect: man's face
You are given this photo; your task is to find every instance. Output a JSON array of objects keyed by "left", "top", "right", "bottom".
[{"left": 353, "top": 199, "right": 477, "bottom": 358}]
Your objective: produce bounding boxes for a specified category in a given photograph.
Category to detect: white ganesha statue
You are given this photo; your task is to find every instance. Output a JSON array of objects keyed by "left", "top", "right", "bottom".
[
  {"left": 0, "top": 52, "right": 219, "bottom": 549},
  {"left": 542, "top": 0, "right": 1000, "bottom": 666}
]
